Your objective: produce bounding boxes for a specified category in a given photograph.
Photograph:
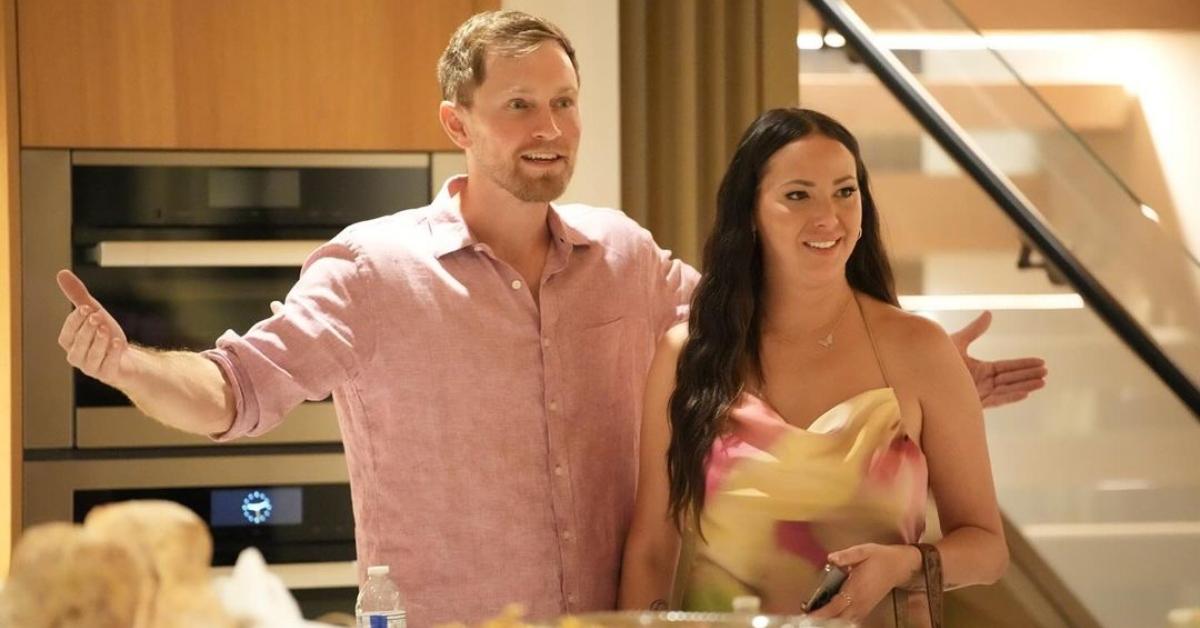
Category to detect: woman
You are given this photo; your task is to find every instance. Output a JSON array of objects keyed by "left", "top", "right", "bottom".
[{"left": 618, "top": 109, "right": 1008, "bottom": 626}]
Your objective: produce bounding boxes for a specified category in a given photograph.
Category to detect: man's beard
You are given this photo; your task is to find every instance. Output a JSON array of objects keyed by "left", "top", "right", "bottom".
[
  {"left": 484, "top": 152, "right": 575, "bottom": 203},
  {"left": 509, "top": 168, "right": 571, "bottom": 202}
]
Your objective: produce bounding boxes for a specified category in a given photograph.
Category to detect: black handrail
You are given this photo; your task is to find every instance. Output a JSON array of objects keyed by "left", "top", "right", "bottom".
[{"left": 805, "top": 0, "right": 1200, "bottom": 417}]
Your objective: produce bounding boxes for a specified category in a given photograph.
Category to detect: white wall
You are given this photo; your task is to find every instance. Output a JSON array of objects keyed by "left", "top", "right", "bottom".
[
  {"left": 501, "top": 0, "right": 622, "bottom": 210},
  {"left": 1113, "top": 34, "right": 1200, "bottom": 260},
  {"left": 1012, "top": 33, "right": 1200, "bottom": 259},
  {"left": 922, "top": 32, "right": 1200, "bottom": 257}
]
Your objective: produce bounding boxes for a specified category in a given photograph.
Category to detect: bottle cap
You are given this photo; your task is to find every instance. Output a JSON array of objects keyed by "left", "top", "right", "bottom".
[{"left": 367, "top": 565, "right": 390, "bottom": 577}]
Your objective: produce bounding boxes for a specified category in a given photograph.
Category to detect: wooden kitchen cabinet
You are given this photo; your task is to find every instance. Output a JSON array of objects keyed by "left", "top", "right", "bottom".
[{"left": 18, "top": 0, "right": 497, "bottom": 150}]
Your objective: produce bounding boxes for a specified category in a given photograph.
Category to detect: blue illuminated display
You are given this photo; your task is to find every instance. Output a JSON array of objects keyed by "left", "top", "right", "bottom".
[
  {"left": 211, "top": 487, "right": 302, "bottom": 527},
  {"left": 242, "top": 490, "right": 272, "bottom": 524}
]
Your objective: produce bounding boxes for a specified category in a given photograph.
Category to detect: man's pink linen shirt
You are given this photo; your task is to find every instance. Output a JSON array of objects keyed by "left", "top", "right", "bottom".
[{"left": 204, "top": 177, "right": 698, "bottom": 626}]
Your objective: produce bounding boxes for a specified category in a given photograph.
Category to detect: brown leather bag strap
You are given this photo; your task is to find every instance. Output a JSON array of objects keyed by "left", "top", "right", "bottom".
[{"left": 914, "top": 543, "right": 944, "bottom": 628}]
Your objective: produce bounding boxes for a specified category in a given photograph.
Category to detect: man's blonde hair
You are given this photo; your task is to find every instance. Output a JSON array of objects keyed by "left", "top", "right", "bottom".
[{"left": 438, "top": 10, "right": 579, "bottom": 106}]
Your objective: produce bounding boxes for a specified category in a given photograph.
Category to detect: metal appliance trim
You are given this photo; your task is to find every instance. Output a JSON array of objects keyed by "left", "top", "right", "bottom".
[
  {"left": 71, "top": 151, "right": 431, "bottom": 168},
  {"left": 211, "top": 561, "right": 358, "bottom": 590},
  {"left": 21, "top": 150, "right": 73, "bottom": 449},
  {"left": 23, "top": 452, "right": 350, "bottom": 527},
  {"left": 76, "top": 402, "right": 341, "bottom": 449},
  {"left": 90, "top": 240, "right": 327, "bottom": 268}
]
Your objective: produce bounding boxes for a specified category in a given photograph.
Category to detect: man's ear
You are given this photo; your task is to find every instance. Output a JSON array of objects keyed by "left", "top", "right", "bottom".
[{"left": 439, "top": 101, "right": 472, "bottom": 150}]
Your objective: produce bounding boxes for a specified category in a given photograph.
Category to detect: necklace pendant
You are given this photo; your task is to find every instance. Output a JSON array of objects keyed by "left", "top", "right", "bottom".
[{"left": 817, "top": 334, "right": 834, "bottom": 349}]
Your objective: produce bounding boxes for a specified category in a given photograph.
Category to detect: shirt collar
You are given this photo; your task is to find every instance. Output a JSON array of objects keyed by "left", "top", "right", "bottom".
[{"left": 427, "top": 175, "right": 592, "bottom": 258}]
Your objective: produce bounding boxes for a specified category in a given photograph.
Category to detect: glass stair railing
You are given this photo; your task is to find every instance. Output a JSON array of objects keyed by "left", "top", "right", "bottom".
[{"left": 799, "top": 0, "right": 1200, "bottom": 625}]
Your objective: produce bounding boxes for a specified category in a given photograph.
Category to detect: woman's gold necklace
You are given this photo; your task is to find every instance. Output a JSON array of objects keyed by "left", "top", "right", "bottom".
[
  {"left": 769, "top": 292, "right": 855, "bottom": 350},
  {"left": 815, "top": 292, "right": 855, "bottom": 349},
  {"left": 758, "top": 292, "right": 856, "bottom": 406}
]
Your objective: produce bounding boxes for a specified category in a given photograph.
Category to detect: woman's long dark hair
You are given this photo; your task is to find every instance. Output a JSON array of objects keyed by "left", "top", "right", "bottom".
[{"left": 666, "top": 108, "right": 898, "bottom": 531}]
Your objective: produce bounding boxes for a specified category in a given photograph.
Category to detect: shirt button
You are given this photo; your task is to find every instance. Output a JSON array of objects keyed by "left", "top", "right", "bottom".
[
  {"left": 567, "top": 594, "right": 578, "bottom": 605},
  {"left": 562, "top": 530, "right": 573, "bottom": 541},
  {"left": 554, "top": 465, "right": 565, "bottom": 477},
  {"left": 548, "top": 400, "right": 559, "bottom": 412},
  {"left": 541, "top": 337, "right": 551, "bottom": 348},
  {"left": 511, "top": 279, "right": 523, "bottom": 290}
]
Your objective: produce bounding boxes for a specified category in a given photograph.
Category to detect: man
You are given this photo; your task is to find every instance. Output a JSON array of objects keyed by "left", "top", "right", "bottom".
[{"left": 55, "top": 10, "right": 1045, "bottom": 626}]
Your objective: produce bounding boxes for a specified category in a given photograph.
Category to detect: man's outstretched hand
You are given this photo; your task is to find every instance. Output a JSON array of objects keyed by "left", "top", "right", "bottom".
[
  {"left": 950, "top": 311, "right": 1047, "bottom": 408},
  {"left": 56, "top": 269, "right": 131, "bottom": 388}
]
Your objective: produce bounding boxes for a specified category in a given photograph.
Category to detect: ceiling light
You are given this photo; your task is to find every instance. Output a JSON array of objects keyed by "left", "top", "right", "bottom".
[
  {"left": 823, "top": 31, "right": 847, "bottom": 48},
  {"left": 898, "top": 293, "right": 1085, "bottom": 311},
  {"left": 797, "top": 30, "right": 1099, "bottom": 52}
]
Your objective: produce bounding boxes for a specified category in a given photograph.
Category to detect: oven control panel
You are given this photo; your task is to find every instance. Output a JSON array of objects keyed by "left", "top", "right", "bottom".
[{"left": 74, "top": 482, "right": 354, "bottom": 566}]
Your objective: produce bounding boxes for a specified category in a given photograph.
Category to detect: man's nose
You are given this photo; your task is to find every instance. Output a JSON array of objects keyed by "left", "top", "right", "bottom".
[{"left": 532, "top": 108, "right": 563, "bottom": 141}]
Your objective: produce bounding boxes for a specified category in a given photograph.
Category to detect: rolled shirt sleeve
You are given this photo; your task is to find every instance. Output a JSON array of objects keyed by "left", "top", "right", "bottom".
[{"left": 204, "top": 238, "right": 378, "bottom": 441}]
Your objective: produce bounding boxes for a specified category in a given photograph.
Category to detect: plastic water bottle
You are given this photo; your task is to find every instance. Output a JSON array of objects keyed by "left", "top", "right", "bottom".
[{"left": 355, "top": 565, "right": 406, "bottom": 628}]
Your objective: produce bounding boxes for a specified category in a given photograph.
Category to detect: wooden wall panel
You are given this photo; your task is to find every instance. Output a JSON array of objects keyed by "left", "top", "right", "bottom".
[
  {"left": 800, "top": 77, "right": 1132, "bottom": 133},
  {"left": 18, "top": 2, "right": 176, "bottom": 148},
  {"left": 1, "top": 0, "right": 19, "bottom": 574},
  {"left": 18, "top": 0, "right": 499, "bottom": 150}
]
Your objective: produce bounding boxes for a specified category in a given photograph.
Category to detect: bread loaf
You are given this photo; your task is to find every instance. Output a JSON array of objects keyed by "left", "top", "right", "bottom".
[
  {"left": 84, "top": 499, "right": 213, "bottom": 586},
  {"left": 0, "top": 521, "right": 154, "bottom": 628},
  {"left": 0, "top": 500, "right": 240, "bottom": 628}
]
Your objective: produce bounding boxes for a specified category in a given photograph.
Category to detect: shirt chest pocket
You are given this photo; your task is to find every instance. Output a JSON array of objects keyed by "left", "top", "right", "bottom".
[{"left": 559, "top": 316, "right": 639, "bottom": 425}]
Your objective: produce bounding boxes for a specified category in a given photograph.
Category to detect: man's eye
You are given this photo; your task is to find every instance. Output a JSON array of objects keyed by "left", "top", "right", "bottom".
[
  {"left": 554, "top": 98, "right": 575, "bottom": 108},
  {"left": 785, "top": 191, "right": 810, "bottom": 201},
  {"left": 508, "top": 100, "right": 530, "bottom": 110}
]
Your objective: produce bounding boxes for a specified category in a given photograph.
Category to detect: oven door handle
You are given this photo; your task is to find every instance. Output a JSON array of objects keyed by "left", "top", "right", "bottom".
[{"left": 88, "top": 240, "right": 328, "bottom": 267}]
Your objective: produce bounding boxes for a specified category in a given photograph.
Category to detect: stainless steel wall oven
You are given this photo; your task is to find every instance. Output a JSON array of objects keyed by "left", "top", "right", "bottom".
[{"left": 21, "top": 150, "right": 463, "bottom": 618}]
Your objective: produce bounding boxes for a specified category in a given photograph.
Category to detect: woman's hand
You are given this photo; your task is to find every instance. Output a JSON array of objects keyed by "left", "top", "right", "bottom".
[{"left": 805, "top": 543, "right": 922, "bottom": 623}]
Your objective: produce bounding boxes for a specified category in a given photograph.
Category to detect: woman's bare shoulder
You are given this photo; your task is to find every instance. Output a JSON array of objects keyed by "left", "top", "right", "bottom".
[{"left": 860, "top": 296, "right": 959, "bottom": 372}]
